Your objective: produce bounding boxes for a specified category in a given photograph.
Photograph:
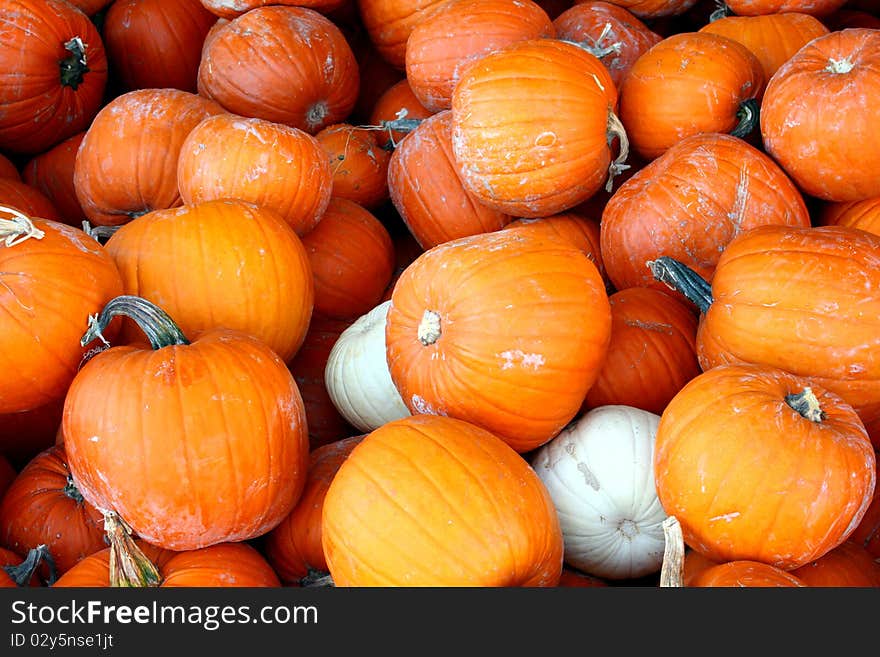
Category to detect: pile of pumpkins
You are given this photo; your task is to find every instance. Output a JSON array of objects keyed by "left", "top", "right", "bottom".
[{"left": 0, "top": 0, "right": 879, "bottom": 588}]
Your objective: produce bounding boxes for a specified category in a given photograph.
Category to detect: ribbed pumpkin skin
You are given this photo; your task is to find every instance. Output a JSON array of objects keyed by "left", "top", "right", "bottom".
[
  {"left": 0, "top": 153, "right": 19, "bottom": 181},
  {"left": 618, "top": 32, "right": 765, "bottom": 161},
  {"left": 264, "top": 435, "right": 364, "bottom": 584},
  {"left": 451, "top": 38, "right": 618, "bottom": 218},
  {"left": 698, "top": 13, "right": 829, "bottom": 82},
  {"left": 22, "top": 132, "right": 86, "bottom": 226},
  {"left": 0, "top": 454, "right": 14, "bottom": 500},
  {"left": 573, "top": 0, "right": 698, "bottom": 19},
  {"left": 322, "top": 415, "right": 564, "bottom": 586},
  {"left": 104, "top": 199, "right": 314, "bottom": 363},
  {"left": 386, "top": 229, "right": 612, "bottom": 453},
  {"left": 0, "top": 178, "right": 62, "bottom": 223},
  {"left": 300, "top": 198, "right": 395, "bottom": 321},
  {"left": 53, "top": 541, "right": 281, "bottom": 587},
  {"left": 102, "top": 0, "right": 218, "bottom": 93},
  {"left": 689, "top": 561, "right": 807, "bottom": 587},
  {"left": 654, "top": 364, "right": 876, "bottom": 570},
  {"left": 0, "top": 219, "right": 123, "bottom": 415},
  {"left": 583, "top": 287, "right": 699, "bottom": 415},
  {"left": 405, "top": 0, "right": 555, "bottom": 112},
  {"left": 197, "top": 6, "right": 359, "bottom": 134},
  {"left": 601, "top": 133, "right": 810, "bottom": 293},
  {"left": 820, "top": 197, "right": 880, "bottom": 234},
  {"left": 315, "top": 124, "right": 391, "bottom": 210},
  {"left": 357, "top": 0, "right": 453, "bottom": 68},
  {"left": 388, "top": 111, "right": 511, "bottom": 250},
  {"left": 760, "top": 29, "right": 880, "bottom": 202},
  {"left": 850, "top": 461, "right": 880, "bottom": 557},
  {"left": 791, "top": 540, "right": 880, "bottom": 587},
  {"left": 63, "top": 329, "right": 310, "bottom": 551},
  {"left": 0, "top": 445, "right": 104, "bottom": 576},
  {"left": 73, "top": 89, "right": 225, "bottom": 227},
  {"left": 697, "top": 224, "right": 880, "bottom": 439},
  {"left": 177, "top": 114, "right": 333, "bottom": 236},
  {"left": 0, "top": 0, "right": 107, "bottom": 155},
  {"left": 200, "top": 0, "right": 349, "bottom": 16},
  {"left": 553, "top": 1, "right": 661, "bottom": 89},
  {"left": 724, "top": 0, "right": 846, "bottom": 17}
]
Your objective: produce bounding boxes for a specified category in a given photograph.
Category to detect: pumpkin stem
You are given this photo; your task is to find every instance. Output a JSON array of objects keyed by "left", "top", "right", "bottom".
[
  {"left": 417, "top": 309, "right": 442, "bottom": 346},
  {"left": 355, "top": 109, "right": 423, "bottom": 150},
  {"left": 825, "top": 58, "right": 855, "bottom": 75},
  {"left": 730, "top": 98, "right": 760, "bottom": 139},
  {"left": 81, "top": 295, "right": 190, "bottom": 351},
  {"left": 0, "top": 205, "right": 46, "bottom": 247},
  {"left": 565, "top": 23, "right": 623, "bottom": 60},
  {"left": 659, "top": 515, "right": 684, "bottom": 588},
  {"left": 709, "top": 1, "right": 732, "bottom": 21},
  {"left": 3, "top": 544, "right": 58, "bottom": 587},
  {"left": 785, "top": 387, "right": 826, "bottom": 423},
  {"left": 103, "top": 511, "right": 161, "bottom": 588},
  {"left": 605, "top": 111, "right": 630, "bottom": 193},
  {"left": 82, "top": 221, "right": 121, "bottom": 245},
  {"left": 60, "top": 37, "right": 90, "bottom": 90},
  {"left": 646, "top": 257, "right": 713, "bottom": 313},
  {"left": 63, "top": 474, "right": 85, "bottom": 503},
  {"left": 300, "top": 568, "right": 335, "bottom": 587}
]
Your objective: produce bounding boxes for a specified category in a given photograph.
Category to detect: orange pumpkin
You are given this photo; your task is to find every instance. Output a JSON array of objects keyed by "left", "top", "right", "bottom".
[
  {"left": 22, "top": 132, "right": 86, "bottom": 226},
  {"left": 850, "top": 459, "right": 880, "bottom": 558},
  {"left": 104, "top": 199, "right": 314, "bottom": 364},
  {"left": 301, "top": 198, "right": 395, "bottom": 321},
  {"left": 600, "top": 132, "right": 810, "bottom": 294},
  {"left": 451, "top": 38, "right": 626, "bottom": 217},
  {"left": 0, "top": 209, "right": 123, "bottom": 415},
  {"left": 689, "top": 561, "right": 807, "bottom": 587},
  {"left": 322, "top": 415, "right": 564, "bottom": 586},
  {"left": 73, "top": 88, "right": 225, "bottom": 227},
  {"left": 582, "top": 287, "right": 700, "bottom": 415},
  {"left": 357, "top": 0, "right": 453, "bottom": 68},
  {"left": 63, "top": 295, "right": 310, "bottom": 551},
  {"left": 819, "top": 196, "right": 880, "bottom": 234},
  {"left": 0, "top": 398, "right": 65, "bottom": 470},
  {"left": 368, "top": 79, "right": 434, "bottom": 150},
  {"left": 199, "top": 0, "right": 349, "bottom": 16},
  {"left": 760, "top": 29, "right": 880, "bottom": 202},
  {"left": 553, "top": 1, "right": 661, "bottom": 88},
  {"left": 177, "top": 113, "right": 333, "bottom": 236},
  {"left": 264, "top": 435, "right": 364, "bottom": 585},
  {"left": 0, "top": 153, "right": 19, "bottom": 181},
  {"left": 197, "top": 6, "right": 359, "bottom": 134},
  {"left": 723, "top": 0, "right": 846, "bottom": 17},
  {"left": 315, "top": 123, "right": 391, "bottom": 210},
  {"left": 573, "top": 0, "right": 698, "bottom": 19},
  {"left": 0, "top": 453, "right": 15, "bottom": 500},
  {"left": 386, "top": 229, "right": 611, "bottom": 453},
  {"left": 0, "top": 178, "right": 62, "bottom": 224},
  {"left": 0, "top": 444, "right": 104, "bottom": 576},
  {"left": 0, "top": 0, "right": 107, "bottom": 155},
  {"left": 618, "top": 32, "right": 765, "bottom": 161},
  {"left": 388, "top": 110, "right": 512, "bottom": 250},
  {"left": 790, "top": 540, "right": 880, "bottom": 587},
  {"left": 654, "top": 363, "right": 876, "bottom": 570},
  {"left": 404, "top": 0, "right": 556, "bottom": 112}
]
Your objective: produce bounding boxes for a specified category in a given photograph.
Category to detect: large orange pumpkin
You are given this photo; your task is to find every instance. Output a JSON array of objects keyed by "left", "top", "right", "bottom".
[
  {"left": 0, "top": 208, "right": 123, "bottom": 415},
  {"left": 0, "top": 0, "right": 107, "bottom": 155},
  {"left": 104, "top": 199, "right": 314, "bottom": 364},
  {"left": 790, "top": 540, "right": 880, "bottom": 587},
  {"left": 689, "top": 561, "right": 807, "bottom": 587},
  {"left": 654, "top": 363, "right": 876, "bottom": 570},
  {"left": 63, "top": 295, "right": 310, "bottom": 551},
  {"left": 322, "top": 415, "right": 564, "bottom": 586},
  {"left": 760, "top": 28, "right": 880, "bottom": 202},
  {"left": 650, "top": 224, "right": 880, "bottom": 445},
  {"left": 315, "top": 123, "right": 391, "bottom": 210},
  {"left": 451, "top": 38, "right": 625, "bottom": 217},
  {"left": 386, "top": 229, "right": 611, "bottom": 453},
  {"left": 22, "top": 132, "right": 86, "bottom": 227},
  {"left": 197, "top": 6, "right": 359, "bottom": 134},
  {"left": 0, "top": 178, "right": 62, "bottom": 224},
  {"left": 177, "top": 113, "right": 333, "bottom": 236},
  {"left": 356, "top": 0, "right": 453, "bottom": 68}
]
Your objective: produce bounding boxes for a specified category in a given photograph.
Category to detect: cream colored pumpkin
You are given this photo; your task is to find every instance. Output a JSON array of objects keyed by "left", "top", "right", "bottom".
[
  {"left": 325, "top": 300, "right": 411, "bottom": 432},
  {"left": 531, "top": 405, "right": 667, "bottom": 580}
]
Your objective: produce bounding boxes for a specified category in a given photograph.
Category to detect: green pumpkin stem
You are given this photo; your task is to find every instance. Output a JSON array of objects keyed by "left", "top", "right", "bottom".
[
  {"left": 606, "top": 111, "right": 631, "bottom": 193},
  {"left": 0, "top": 205, "right": 45, "bottom": 247},
  {"left": 709, "top": 1, "right": 732, "bottom": 21},
  {"left": 60, "top": 37, "right": 91, "bottom": 90},
  {"left": 81, "top": 295, "right": 190, "bottom": 351},
  {"left": 565, "top": 23, "right": 623, "bottom": 60},
  {"left": 660, "top": 516, "right": 684, "bottom": 588},
  {"left": 730, "top": 98, "right": 760, "bottom": 139},
  {"left": 64, "top": 474, "right": 85, "bottom": 503},
  {"left": 300, "top": 568, "right": 335, "bottom": 587},
  {"left": 103, "top": 511, "right": 161, "bottom": 588},
  {"left": 82, "top": 221, "right": 121, "bottom": 245},
  {"left": 646, "top": 257, "right": 714, "bottom": 313},
  {"left": 3, "top": 544, "right": 58, "bottom": 586},
  {"left": 785, "top": 387, "right": 827, "bottom": 423}
]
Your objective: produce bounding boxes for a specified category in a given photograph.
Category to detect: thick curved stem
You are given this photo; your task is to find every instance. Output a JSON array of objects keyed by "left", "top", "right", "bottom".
[
  {"left": 660, "top": 516, "right": 684, "bottom": 588},
  {"left": 646, "top": 257, "right": 713, "bottom": 314},
  {"left": 730, "top": 98, "right": 760, "bottom": 139},
  {"left": 0, "top": 205, "right": 45, "bottom": 247},
  {"left": 785, "top": 387, "right": 826, "bottom": 422},
  {"left": 564, "top": 23, "right": 623, "bottom": 60},
  {"left": 60, "top": 37, "right": 90, "bottom": 90},
  {"left": 64, "top": 475, "right": 85, "bottom": 503},
  {"left": 82, "top": 221, "right": 121, "bottom": 245},
  {"left": 605, "top": 111, "right": 630, "bottom": 193},
  {"left": 103, "top": 511, "right": 161, "bottom": 588},
  {"left": 81, "top": 295, "right": 190, "bottom": 350},
  {"left": 3, "top": 544, "right": 58, "bottom": 586},
  {"left": 709, "top": 1, "right": 732, "bottom": 21}
]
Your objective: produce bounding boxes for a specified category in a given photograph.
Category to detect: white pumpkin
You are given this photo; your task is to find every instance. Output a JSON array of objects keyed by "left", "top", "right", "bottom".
[
  {"left": 325, "top": 300, "right": 411, "bottom": 432},
  {"left": 531, "top": 405, "right": 667, "bottom": 580}
]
